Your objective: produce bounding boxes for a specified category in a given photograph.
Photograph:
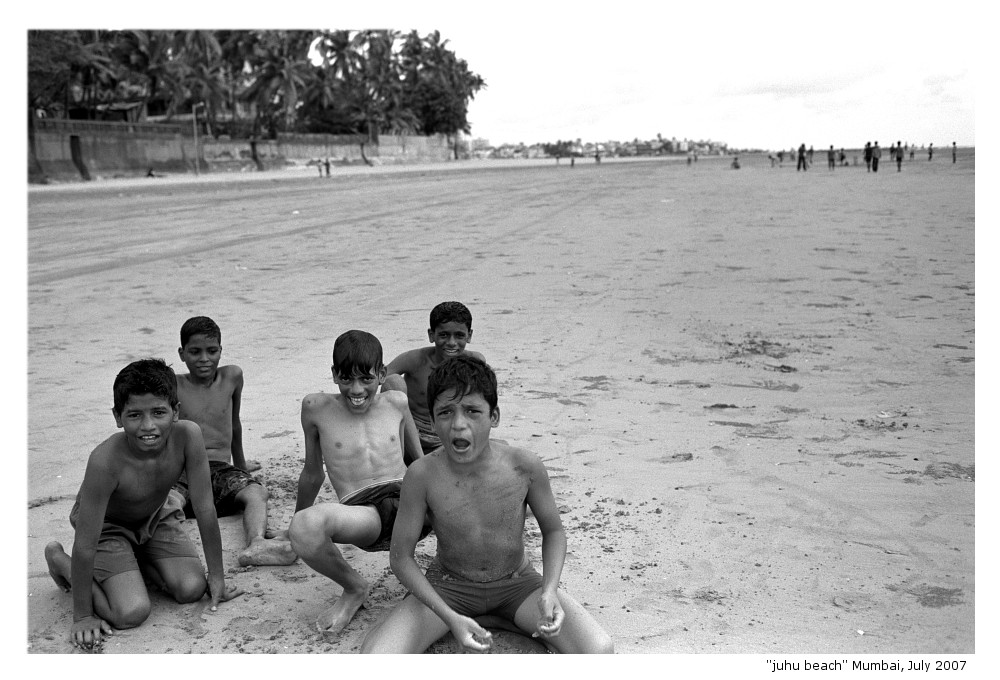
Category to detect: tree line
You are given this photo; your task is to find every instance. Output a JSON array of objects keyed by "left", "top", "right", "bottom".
[{"left": 27, "top": 29, "right": 486, "bottom": 142}]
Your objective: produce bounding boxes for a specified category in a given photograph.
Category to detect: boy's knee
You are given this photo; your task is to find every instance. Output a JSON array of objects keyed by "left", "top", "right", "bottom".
[
  {"left": 109, "top": 599, "right": 151, "bottom": 629},
  {"left": 591, "top": 631, "right": 615, "bottom": 654},
  {"left": 288, "top": 510, "right": 325, "bottom": 556},
  {"left": 382, "top": 374, "right": 406, "bottom": 394},
  {"left": 239, "top": 482, "right": 269, "bottom": 505},
  {"left": 170, "top": 573, "right": 208, "bottom": 604}
]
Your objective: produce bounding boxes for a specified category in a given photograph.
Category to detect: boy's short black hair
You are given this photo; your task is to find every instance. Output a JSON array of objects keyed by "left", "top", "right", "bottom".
[
  {"left": 113, "top": 358, "right": 178, "bottom": 415},
  {"left": 429, "top": 301, "right": 472, "bottom": 331},
  {"left": 426, "top": 354, "right": 497, "bottom": 419},
  {"left": 332, "top": 330, "right": 384, "bottom": 379},
  {"left": 180, "top": 316, "right": 221, "bottom": 347}
]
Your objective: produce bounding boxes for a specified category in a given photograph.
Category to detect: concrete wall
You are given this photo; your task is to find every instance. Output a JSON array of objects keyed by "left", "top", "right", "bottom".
[{"left": 30, "top": 119, "right": 458, "bottom": 182}]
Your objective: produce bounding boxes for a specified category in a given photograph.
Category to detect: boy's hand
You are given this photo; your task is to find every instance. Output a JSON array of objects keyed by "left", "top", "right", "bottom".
[
  {"left": 206, "top": 576, "right": 244, "bottom": 611},
  {"left": 451, "top": 616, "right": 493, "bottom": 652},
  {"left": 534, "top": 591, "right": 565, "bottom": 639},
  {"left": 71, "top": 615, "right": 112, "bottom": 650}
]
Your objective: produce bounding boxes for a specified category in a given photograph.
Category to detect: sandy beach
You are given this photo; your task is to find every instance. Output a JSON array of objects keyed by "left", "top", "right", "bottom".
[{"left": 25, "top": 152, "right": 975, "bottom": 662}]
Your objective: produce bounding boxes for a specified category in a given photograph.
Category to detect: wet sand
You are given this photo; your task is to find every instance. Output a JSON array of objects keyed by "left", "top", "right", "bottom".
[{"left": 25, "top": 153, "right": 974, "bottom": 662}]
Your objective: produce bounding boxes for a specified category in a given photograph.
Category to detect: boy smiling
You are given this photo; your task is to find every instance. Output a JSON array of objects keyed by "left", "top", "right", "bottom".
[
  {"left": 287, "top": 330, "right": 426, "bottom": 634},
  {"left": 384, "top": 301, "right": 484, "bottom": 455},
  {"left": 43, "top": 359, "right": 241, "bottom": 651}
]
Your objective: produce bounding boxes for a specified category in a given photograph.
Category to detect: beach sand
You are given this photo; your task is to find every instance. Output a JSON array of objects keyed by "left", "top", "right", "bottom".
[{"left": 26, "top": 152, "right": 974, "bottom": 657}]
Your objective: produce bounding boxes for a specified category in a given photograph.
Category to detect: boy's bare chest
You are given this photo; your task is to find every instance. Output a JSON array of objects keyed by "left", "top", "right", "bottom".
[
  {"left": 318, "top": 405, "right": 400, "bottom": 452},
  {"left": 429, "top": 470, "right": 529, "bottom": 528},
  {"left": 108, "top": 453, "right": 183, "bottom": 520},
  {"left": 178, "top": 383, "right": 231, "bottom": 422}
]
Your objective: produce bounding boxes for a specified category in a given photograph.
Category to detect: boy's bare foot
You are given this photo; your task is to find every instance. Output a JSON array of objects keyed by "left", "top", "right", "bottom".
[
  {"left": 238, "top": 536, "right": 297, "bottom": 567},
  {"left": 245, "top": 460, "right": 262, "bottom": 472},
  {"left": 44, "top": 541, "right": 71, "bottom": 592},
  {"left": 316, "top": 586, "right": 369, "bottom": 635}
]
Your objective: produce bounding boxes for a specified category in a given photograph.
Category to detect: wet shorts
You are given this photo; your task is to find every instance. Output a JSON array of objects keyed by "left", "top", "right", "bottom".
[
  {"left": 339, "top": 479, "right": 432, "bottom": 552},
  {"left": 422, "top": 556, "right": 543, "bottom": 621},
  {"left": 172, "top": 460, "right": 260, "bottom": 516},
  {"left": 69, "top": 491, "right": 200, "bottom": 583}
]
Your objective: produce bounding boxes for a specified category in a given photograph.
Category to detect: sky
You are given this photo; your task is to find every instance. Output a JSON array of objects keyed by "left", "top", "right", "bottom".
[
  {"left": 438, "top": 2, "right": 978, "bottom": 150},
  {"left": 16, "top": 1, "right": 980, "bottom": 151}
]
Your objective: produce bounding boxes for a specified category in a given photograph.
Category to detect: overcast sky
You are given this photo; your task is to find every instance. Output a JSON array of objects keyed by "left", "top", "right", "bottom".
[
  {"left": 439, "top": 2, "right": 977, "bottom": 150},
  {"left": 19, "top": 1, "right": 978, "bottom": 151}
]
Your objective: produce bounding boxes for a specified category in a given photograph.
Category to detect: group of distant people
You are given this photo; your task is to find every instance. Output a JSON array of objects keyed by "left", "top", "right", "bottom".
[
  {"left": 44, "top": 302, "right": 614, "bottom": 654},
  {"left": 764, "top": 141, "right": 960, "bottom": 172}
]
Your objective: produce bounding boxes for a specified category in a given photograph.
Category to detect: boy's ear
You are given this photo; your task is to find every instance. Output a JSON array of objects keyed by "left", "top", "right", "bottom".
[
  {"left": 466, "top": 328, "right": 473, "bottom": 343},
  {"left": 377, "top": 366, "right": 387, "bottom": 383},
  {"left": 177, "top": 346, "right": 184, "bottom": 360},
  {"left": 172, "top": 404, "right": 180, "bottom": 421},
  {"left": 112, "top": 408, "right": 123, "bottom": 429},
  {"left": 426, "top": 328, "right": 434, "bottom": 344},
  {"left": 490, "top": 405, "right": 500, "bottom": 428}
]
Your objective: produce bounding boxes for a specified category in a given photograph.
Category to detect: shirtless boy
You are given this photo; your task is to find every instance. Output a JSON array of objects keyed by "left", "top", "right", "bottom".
[
  {"left": 383, "top": 301, "right": 484, "bottom": 456},
  {"left": 44, "top": 359, "right": 242, "bottom": 650},
  {"left": 360, "top": 355, "right": 613, "bottom": 653},
  {"left": 172, "top": 316, "right": 295, "bottom": 567},
  {"left": 287, "top": 330, "right": 426, "bottom": 634}
]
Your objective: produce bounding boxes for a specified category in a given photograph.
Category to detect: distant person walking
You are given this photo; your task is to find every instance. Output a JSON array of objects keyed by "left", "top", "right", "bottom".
[
  {"left": 797, "top": 143, "right": 808, "bottom": 171},
  {"left": 324, "top": 158, "right": 331, "bottom": 176},
  {"left": 839, "top": 148, "right": 847, "bottom": 166},
  {"left": 807, "top": 146, "right": 814, "bottom": 165},
  {"left": 889, "top": 143, "right": 897, "bottom": 163},
  {"left": 827, "top": 145, "right": 836, "bottom": 170},
  {"left": 864, "top": 142, "right": 873, "bottom": 171},
  {"left": 928, "top": 143, "right": 934, "bottom": 161},
  {"left": 896, "top": 140, "right": 903, "bottom": 171},
  {"left": 910, "top": 147, "right": 915, "bottom": 160},
  {"left": 952, "top": 142, "right": 957, "bottom": 163},
  {"left": 871, "top": 141, "right": 882, "bottom": 172}
]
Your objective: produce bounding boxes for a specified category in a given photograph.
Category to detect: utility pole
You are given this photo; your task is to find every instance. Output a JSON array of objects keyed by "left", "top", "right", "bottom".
[{"left": 192, "top": 102, "right": 204, "bottom": 176}]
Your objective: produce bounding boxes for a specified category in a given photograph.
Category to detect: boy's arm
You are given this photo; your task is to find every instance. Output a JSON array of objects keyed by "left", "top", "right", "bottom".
[
  {"left": 385, "top": 349, "right": 420, "bottom": 378},
  {"left": 389, "top": 465, "right": 491, "bottom": 652},
  {"left": 524, "top": 452, "right": 568, "bottom": 638},
  {"left": 294, "top": 397, "right": 326, "bottom": 512},
  {"left": 387, "top": 391, "right": 423, "bottom": 465},
  {"left": 183, "top": 422, "right": 242, "bottom": 610},
  {"left": 69, "top": 452, "right": 115, "bottom": 644},
  {"left": 229, "top": 367, "right": 247, "bottom": 470}
]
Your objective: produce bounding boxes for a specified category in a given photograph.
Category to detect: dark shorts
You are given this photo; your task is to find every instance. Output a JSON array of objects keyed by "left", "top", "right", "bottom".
[
  {"left": 422, "top": 557, "right": 543, "bottom": 622},
  {"left": 419, "top": 431, "right": 442, "bottom": 454},
  {"left": 339, "top": 479, "right": 432, "bottom": 553},
  {"left": 172, "top": 460, "right": 260, "bottom": 517},
  {"left": 69, "top": 491, "right": 200, "bottom": 583}
]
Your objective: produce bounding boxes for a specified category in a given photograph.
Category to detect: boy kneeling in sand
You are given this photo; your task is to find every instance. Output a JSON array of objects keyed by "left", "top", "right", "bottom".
[
  {"left": 44, "top": 359, "right": 242, "bottom": 651},
  {"left": 361, "top": 355, "right": 613, "bottom": 653},
  {"left": 286, "top": 330, "right": 425, "bottom": 634}
]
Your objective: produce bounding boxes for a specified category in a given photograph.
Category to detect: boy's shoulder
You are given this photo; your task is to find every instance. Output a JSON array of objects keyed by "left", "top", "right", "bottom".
[
  {"left": 388, "top": 347, "right": 434, "bottom": 370},
  {"left": 301, "top": 391, "right": 341, "bottom": 414},
  {"left": 378, "top": 388, "right": 409, "bottom": 411},
  {"left": 218, "top": 364, "right": 243, "bottom": 380}
]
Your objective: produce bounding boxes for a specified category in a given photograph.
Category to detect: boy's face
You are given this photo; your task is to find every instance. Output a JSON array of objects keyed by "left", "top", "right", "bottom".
[
  {"left": 427, "top": 321, "right": 472, "bottom": 361},
  {"left": 113, "top": 393, "right": 179, "bottom": 454},
  {"left": 333, "top": 366, "right": 387, "bottom": 414},
  {"left": 431, "top": 389, "right": 498, "bottom": 465},
  {"left": 178, "top": 333, "right": 222, "bottom": 380}
]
